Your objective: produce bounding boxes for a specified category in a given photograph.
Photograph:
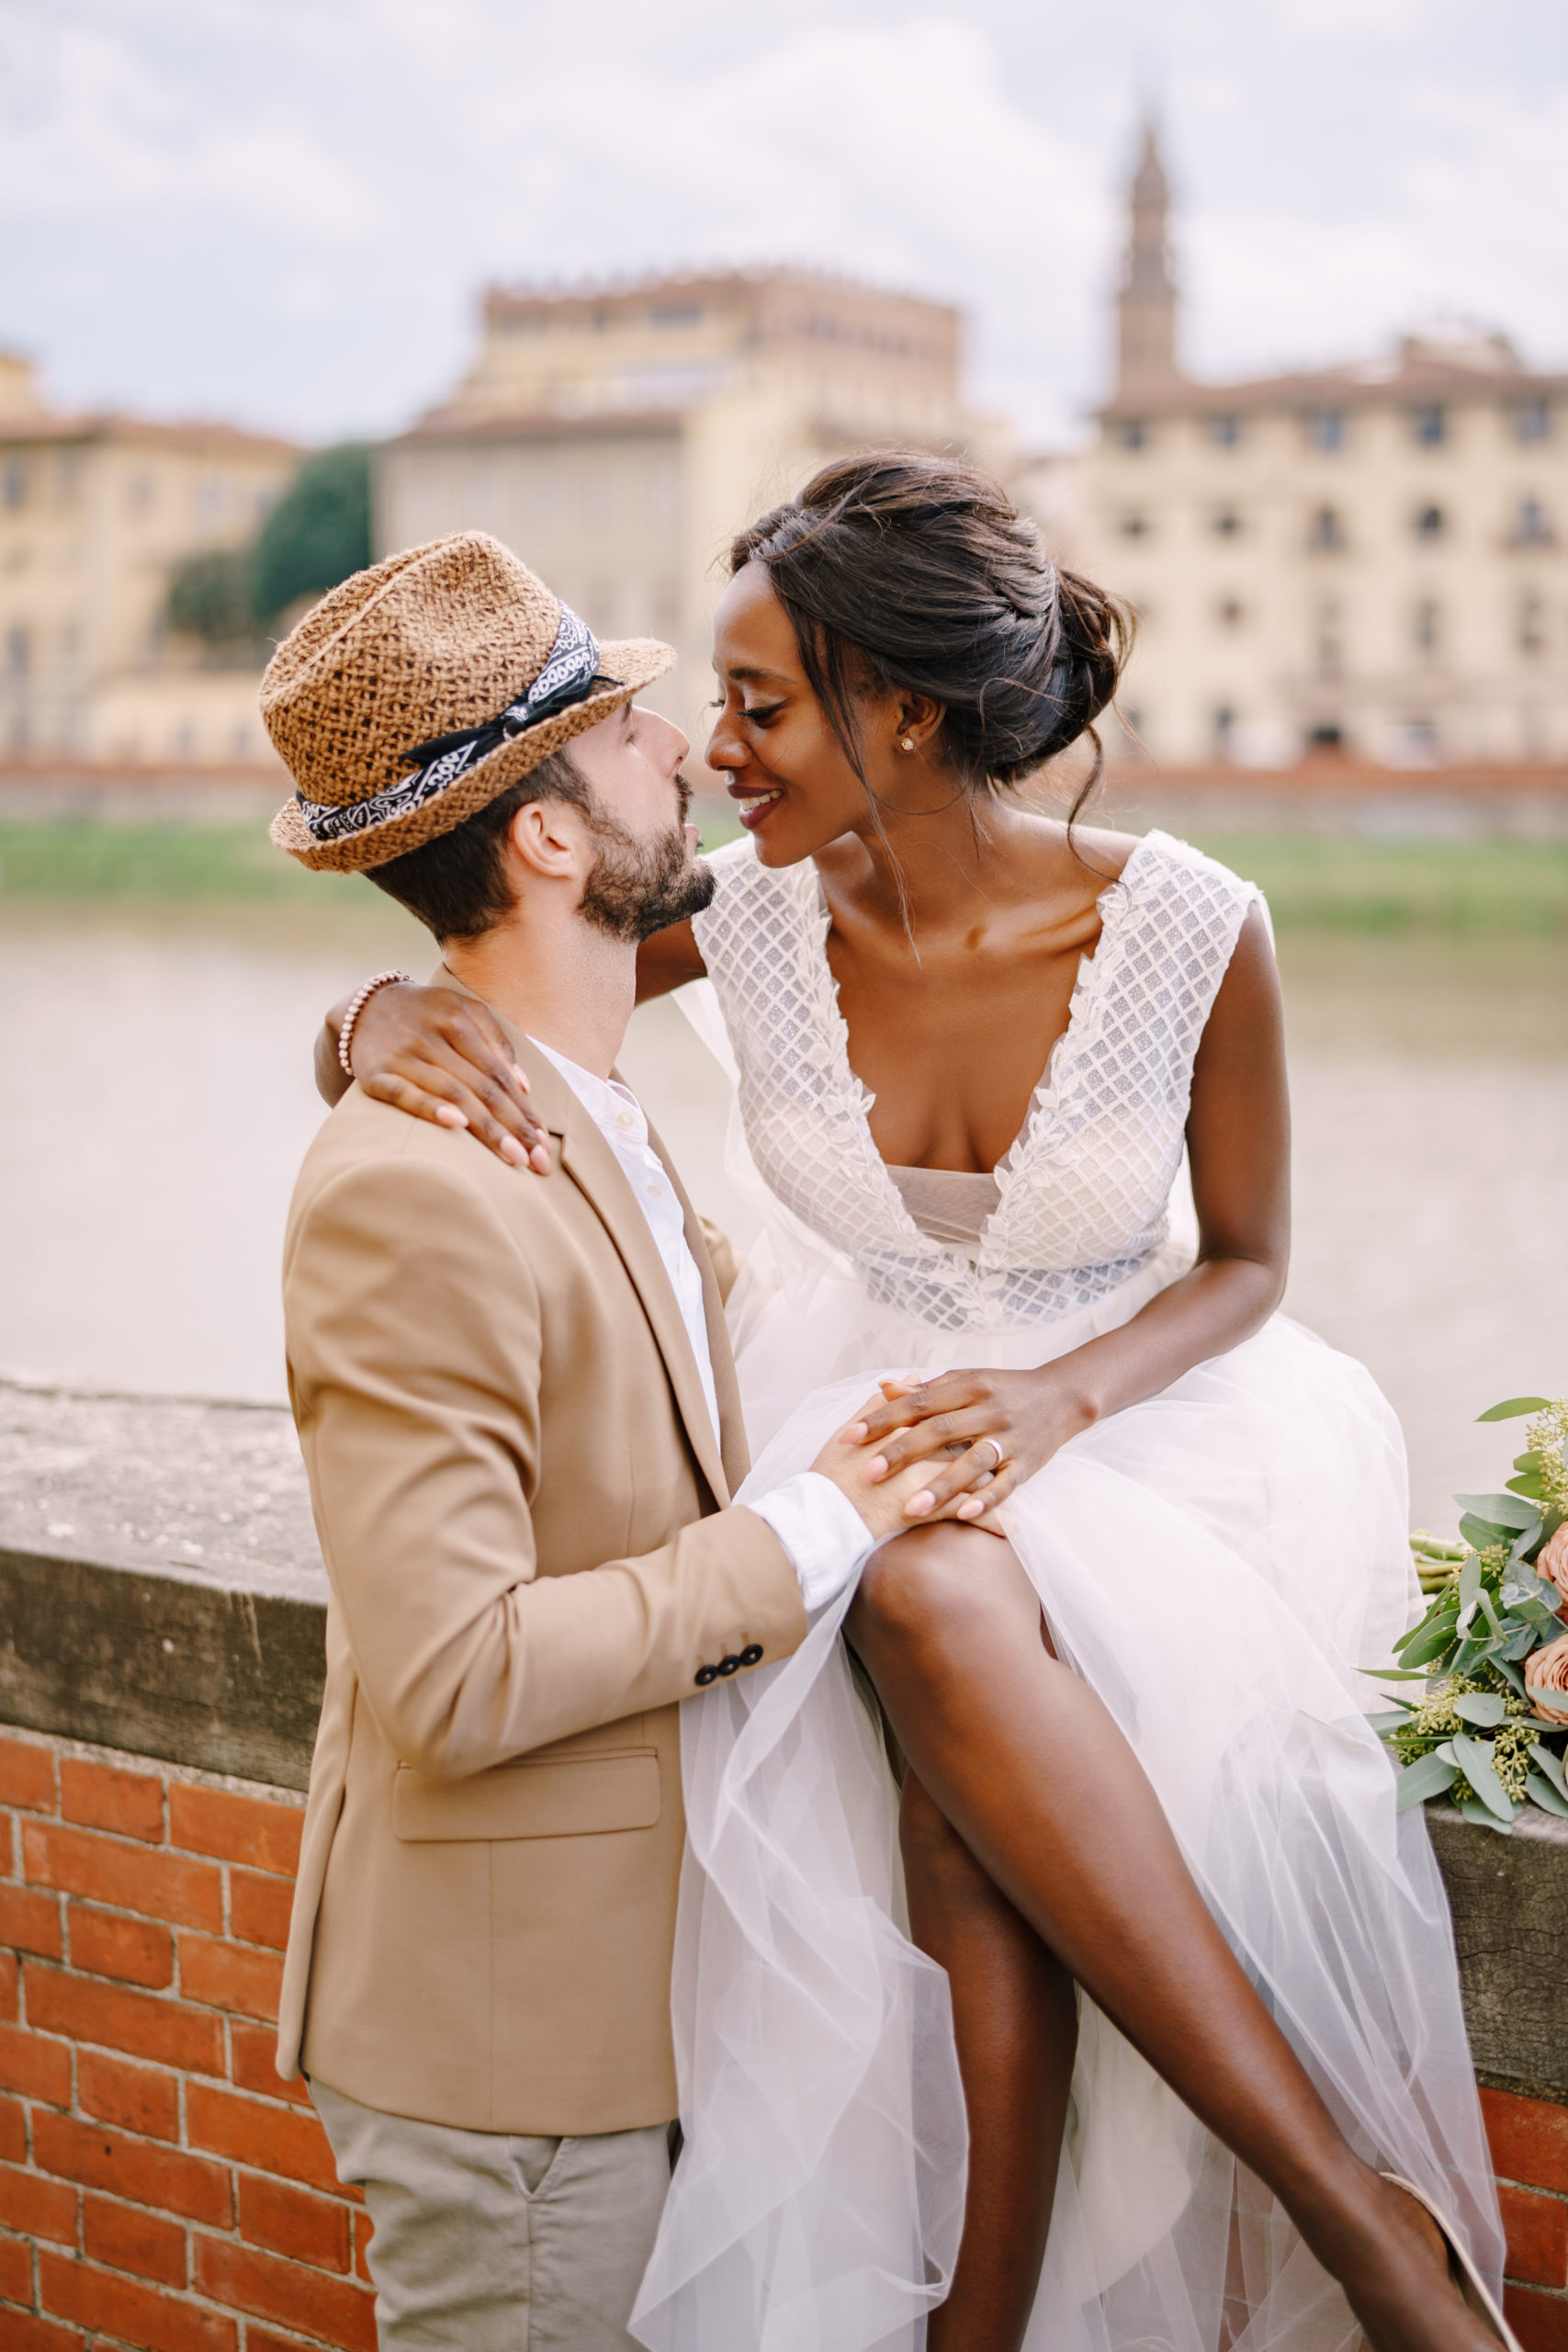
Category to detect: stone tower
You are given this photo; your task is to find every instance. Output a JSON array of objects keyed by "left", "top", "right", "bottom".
[{"left": 1116, "top": 118, "right": 1181, "bottom": 396}]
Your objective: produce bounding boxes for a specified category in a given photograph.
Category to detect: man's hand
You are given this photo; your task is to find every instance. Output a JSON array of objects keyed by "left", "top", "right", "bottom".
[{"left": 807, "top": 1397, "right": 981, "bottom": 1543}]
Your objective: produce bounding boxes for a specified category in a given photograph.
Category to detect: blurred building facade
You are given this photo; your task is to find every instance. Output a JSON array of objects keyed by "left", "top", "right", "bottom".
[
  {"left": 1066, "top": 126, "right": 1568, "bottom": 768},
  {"left": 0, "top": 356, "right": 295, "bottom": 767},
  {"left": 376, "top": 269, "right": 991, "bottom": 754}
]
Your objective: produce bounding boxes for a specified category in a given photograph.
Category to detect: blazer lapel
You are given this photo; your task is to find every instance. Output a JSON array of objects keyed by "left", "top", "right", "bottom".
[
  {"left": 643, "top": 1110, "right": 750, "bottom": 1499},
  {"left": 433, "top": 967, "right": 734, "bottom": 1509}
]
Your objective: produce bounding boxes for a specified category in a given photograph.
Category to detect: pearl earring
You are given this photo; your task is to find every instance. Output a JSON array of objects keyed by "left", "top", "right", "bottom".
[{"left": 901, "top": 736, "right": 915, "bottom": 752}]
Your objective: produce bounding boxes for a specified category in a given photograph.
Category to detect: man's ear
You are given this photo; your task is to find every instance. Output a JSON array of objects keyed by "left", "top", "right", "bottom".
[{"left": 505, "top": 794, "right": 586, "bottom": 883}]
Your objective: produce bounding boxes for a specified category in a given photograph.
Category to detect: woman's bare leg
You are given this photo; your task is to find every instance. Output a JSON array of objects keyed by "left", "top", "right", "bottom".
[
  {"left": 902, "top": 1770, "right": 1077, "bottom": 2352},
  {"left": 848, "top": 1523, "right": 1495, "bottom": 2352}
]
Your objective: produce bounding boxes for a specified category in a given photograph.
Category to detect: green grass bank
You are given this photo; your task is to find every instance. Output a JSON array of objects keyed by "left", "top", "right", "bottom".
[{"left": 1, "top": 817, "right": 1565, "bottom": 938}]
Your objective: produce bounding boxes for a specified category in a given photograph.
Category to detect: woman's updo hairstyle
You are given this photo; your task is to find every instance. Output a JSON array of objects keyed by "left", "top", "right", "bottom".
[{"left": 730, "top": 450, "right": 1133, "bottom": 819}]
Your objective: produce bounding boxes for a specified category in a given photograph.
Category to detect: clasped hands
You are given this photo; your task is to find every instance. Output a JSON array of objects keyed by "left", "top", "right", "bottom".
[{"left": 810, "top": 1365, "right": 1095, "bottom": 1540}]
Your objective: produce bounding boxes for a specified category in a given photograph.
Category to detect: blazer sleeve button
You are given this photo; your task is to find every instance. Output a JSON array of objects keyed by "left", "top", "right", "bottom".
[
  {"left": 694, "top": 1665, "right": 718, "bottom": 1687},
  {"left": 739, "top": 1644, "right": 763, "bottom": 1667},
  {"left": 716, "top": 1654, "right": 740, "bottom": 1677}
]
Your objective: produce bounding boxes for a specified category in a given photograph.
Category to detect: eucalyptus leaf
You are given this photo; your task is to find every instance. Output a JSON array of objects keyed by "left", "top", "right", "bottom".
[
  {"left": 1459, "top": 1513, "right": 1515, "bottom": 1552},
  {"left": 1495, "top": 1658, "right": 1530, "bottom": 1702},
  {"left": 1509, "top": 1521, "right": 1547, "bottom": 1567},
  {"left": 1360, "top": 1666, "right": 1445, "bottom": 1682},
  {"left": 1529, "top": 1743, "right": 1568, "bottom": 1798},
  {"left": 1504, "top": 1627, "right": 1544, "bottom": 1662},
  {"left": 1457, "top": 1797, "right": 1514, "bottom": 1835},
  {"left": 1525, "top": 1771, "right": 1568, "bottom": 1818},
  {"left": 1453, "top": 1692, "right": 1508, "bottom": 1727},
  {"left": 1514, "top": 1452, "right": 1544, "bottom": 1474},
  {"left": 1403, "top": 1620, "right": 1463, "bottom": 1670},
  {"left": 1395, "top": 1751, "right": 1458, "bottom": 1810},
  {"left": 1477, "top": 1588, "right": 1506, "bottom": 1644},
  {"left": 1506, "top": 1474, "right": 1550, "bottom": 1503},
  {"left": 1477, "top": 1398, "right": 1551, "bottom": 1421},
  {"left": 1459, "top": 1554, "right": 1483, "bottom": 1609},
  {"left": 1455, "top": 1492, "right": 1540, "bottom": 1530},
  {"left": 1393, "top": 1602, "right": 1457, "bottom": 1655},
  {"left": 1450, "top": 1734, "right": 1519, "bottom": 1822}
]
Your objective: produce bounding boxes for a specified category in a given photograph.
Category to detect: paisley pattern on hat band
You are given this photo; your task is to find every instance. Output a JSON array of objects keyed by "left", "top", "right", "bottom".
[{"left": 295, "top": 603, "right": 605, "bottom": 846}]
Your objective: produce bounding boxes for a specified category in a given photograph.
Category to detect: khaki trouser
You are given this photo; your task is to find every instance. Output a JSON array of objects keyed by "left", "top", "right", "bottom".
[{"left": 310, "top": 2077, "right": 673, "bottom": 2351}]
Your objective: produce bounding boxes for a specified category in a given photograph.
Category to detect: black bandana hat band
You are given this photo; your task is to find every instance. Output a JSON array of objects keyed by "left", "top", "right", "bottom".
[{"left": 297, "top": 603, "right": 615, "bottom": 847}]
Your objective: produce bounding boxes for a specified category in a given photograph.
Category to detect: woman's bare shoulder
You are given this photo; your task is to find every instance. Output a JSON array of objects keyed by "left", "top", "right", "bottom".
[{"left": 1007, "top": 809, "right": 1145, "bottom": 889}]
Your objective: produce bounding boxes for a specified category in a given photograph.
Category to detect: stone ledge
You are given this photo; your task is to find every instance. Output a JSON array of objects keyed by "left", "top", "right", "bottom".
[{"left": 3, "top": 1382, "right": 1564, "bottom": 2096}]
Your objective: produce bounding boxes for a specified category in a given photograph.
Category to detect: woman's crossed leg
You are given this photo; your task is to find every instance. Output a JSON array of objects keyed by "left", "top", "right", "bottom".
[{"left": 848, "top": 1521, "right": 1499, "bottom": 2352}]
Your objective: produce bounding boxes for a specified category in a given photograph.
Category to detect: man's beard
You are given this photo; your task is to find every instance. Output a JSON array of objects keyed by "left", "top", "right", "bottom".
[{"left": 577, "top": 781, "right": 716, "bottom": 943}]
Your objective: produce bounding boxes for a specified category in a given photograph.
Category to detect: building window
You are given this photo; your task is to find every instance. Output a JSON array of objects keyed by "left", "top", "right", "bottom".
[
  {"left": 1517, "top": 594, "right": 1546, "bottom": 658},
  {"left": 1307, "top": 723, "right": 1345, "bottom": 751},
  {"left": 1211, "top": 509, "right": 1242, "bottom": 538},
  {"left": 1315, "top": 602, "right": 1343, "bottom": 681},
  {"left": 1414, "top": 504, "right": 1445, "bottom": 541},
  {"left": 1217, "top": 597, "right": 1246, "bottom": 630},
  {"left": 650, "top": 304, "right": 702, "bottom": 327},
  {"left": 1309, "top": 504, "right": 1345, "bottom": 551},
  {"left": 1209, "top": 414, "right": 1242, "bottom": 448},
  {"left": 1410, "top": 404, "right": 1446, "bottom": 448},
  {"left": 6, "top": 624, "right": 28, "bottom": 674},
  {"left": 2, "top": 458, "right": 27, "bottom": 510},
  {"left": 1213, "top": 707, "right": 1235, "bottom": 758},
  {"left": 1115, "top": 418, "right": 1148, "bottom": 453},
  {"left": 1414, "top": 598, "right": 1441, "bottom": 656},
  {"left": 1119, "top": 512, "right": 1149, "bottom": 539},
  {"left": 1512, "top": 398, "right": 1550, "bottom": 444},
  {"left": 1306, "top": 409, "right": 1344, "bottom": 452},
  {"left": 1511, "top": 497, "right": 1553, "bottom": 547}
]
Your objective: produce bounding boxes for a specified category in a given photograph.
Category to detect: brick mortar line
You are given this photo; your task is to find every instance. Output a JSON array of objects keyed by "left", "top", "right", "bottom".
[{"left": 1, "top": 1728, "right": 309, "bottom": 1812}]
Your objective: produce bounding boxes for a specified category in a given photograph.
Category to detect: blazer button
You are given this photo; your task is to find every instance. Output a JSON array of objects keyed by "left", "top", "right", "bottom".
[
  {"left": 716, "top": 1654, "right": 740, "bottom": 1677},
  {"left": 694, "top": 1665, "right": 718, "bottom": 1687},
  {"left": 739, "top": 1644, "right": 763, "bottom": 1667}
]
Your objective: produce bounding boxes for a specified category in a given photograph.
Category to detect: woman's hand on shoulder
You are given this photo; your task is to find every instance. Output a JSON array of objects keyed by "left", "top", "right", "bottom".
[{"left": 331, "top": 981, "right": 552, "bottom": 1172}]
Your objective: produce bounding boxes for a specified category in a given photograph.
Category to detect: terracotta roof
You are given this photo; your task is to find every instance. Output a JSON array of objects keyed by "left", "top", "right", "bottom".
[
  {"left": 0, "top": 411, "right": 298, "bottom": 457},
  {"left": 1100, "top": 354, "right": 1568, "bottom": 421},
  {"left": 389, "top": 407, "right": 684, "bottom": 447}
]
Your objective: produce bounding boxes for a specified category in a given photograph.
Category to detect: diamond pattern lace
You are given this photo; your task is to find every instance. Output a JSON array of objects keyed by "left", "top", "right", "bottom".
[{"left": 692, "top": 830, "right": 1261, "bottom": 1336}]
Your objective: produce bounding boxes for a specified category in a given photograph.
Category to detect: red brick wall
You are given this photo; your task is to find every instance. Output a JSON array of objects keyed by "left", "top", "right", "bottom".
[
  {"left": 0, "top": 1730, "right": 374, "bottom": 2352},
  {"left": 1483, "top": 2088, "right": 1568, "bottom": 2352},
  {"left": 3, "top": 1724, "right": 1567, "bottom": 2351}
]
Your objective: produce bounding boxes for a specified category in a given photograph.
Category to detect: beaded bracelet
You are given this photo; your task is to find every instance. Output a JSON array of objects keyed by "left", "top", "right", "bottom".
[{"left": 337, "top": 969, "right": 411, "bottom": 1081}]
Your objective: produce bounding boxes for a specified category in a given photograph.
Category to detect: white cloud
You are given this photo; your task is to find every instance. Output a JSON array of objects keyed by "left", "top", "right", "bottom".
[{"left": 0, "top": 0, "right": 1562, "bottom": 442}]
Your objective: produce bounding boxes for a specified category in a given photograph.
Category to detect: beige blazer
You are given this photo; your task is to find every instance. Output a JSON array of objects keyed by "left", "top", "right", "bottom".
[{"left": 276, "top": 997, "right": 807, "bottom": 2135}]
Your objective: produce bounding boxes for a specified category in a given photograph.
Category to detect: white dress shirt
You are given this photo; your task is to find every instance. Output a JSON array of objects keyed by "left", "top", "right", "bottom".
[{"left": 531, "top": 1040, "right": 873, "bottom": 1613}]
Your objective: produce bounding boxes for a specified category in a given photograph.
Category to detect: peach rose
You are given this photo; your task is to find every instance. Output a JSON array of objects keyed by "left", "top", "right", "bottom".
[
  {"left": 1535, "top": 1522, "right": 1568, "bottom": 1613},
  {"left": 1524, "top": 1633, "right": 1568, "bottom": 1727}
]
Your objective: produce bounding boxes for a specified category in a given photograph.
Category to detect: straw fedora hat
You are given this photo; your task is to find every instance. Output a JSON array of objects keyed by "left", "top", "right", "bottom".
[{"left": 264, "top": 532, "right": 676, "bottom": 873}]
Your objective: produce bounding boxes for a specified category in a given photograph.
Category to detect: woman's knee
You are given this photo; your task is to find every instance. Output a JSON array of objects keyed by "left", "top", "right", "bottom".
[{"left": 852, "top": 1523, "right": 1031, "bottom": 1665}]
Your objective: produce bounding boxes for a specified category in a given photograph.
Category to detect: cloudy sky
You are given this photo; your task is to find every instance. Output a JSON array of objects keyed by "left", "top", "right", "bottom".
[{"left": 2, "top": 0, "right": 1564, "bottom": 451}]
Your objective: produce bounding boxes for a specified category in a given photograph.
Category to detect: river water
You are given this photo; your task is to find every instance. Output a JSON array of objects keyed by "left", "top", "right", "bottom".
[{"left": 2, "top": 899, "right": 1563, "bottom": 1535}]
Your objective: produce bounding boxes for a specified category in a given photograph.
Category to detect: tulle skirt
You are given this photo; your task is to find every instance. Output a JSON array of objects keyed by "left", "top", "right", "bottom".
[{"left": 629, "top": 1205, "right": 1502, "bottom": 2352}]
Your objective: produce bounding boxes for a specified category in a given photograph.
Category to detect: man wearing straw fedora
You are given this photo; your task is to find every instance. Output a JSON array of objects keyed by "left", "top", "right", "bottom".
[{"left": 263, "top": 533, "right": 928, "bottom": 2350}]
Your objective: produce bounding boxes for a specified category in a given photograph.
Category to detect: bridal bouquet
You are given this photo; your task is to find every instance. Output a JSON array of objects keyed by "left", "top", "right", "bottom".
[{"left": 1371, "top": 1394, "right": 1568, "bottom": 1832}]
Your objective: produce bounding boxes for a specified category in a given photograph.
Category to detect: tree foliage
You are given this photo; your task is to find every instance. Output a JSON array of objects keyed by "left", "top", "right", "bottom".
[
  {"left": 165, "top": 547, "right": 257, "bottom": 650},
  {"left": 248, "top": 443, "right": 372, "bottom": 623}
]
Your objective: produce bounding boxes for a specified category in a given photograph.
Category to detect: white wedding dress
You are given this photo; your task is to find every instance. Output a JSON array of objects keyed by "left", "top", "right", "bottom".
[{"left": 628, "top": 830, "right": 1502, "bottom": 2352}]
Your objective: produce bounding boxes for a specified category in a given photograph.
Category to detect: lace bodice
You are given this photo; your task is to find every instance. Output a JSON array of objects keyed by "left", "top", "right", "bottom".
[{"left": 691, "top": 830, "right": 1261, "bottom": 1335}]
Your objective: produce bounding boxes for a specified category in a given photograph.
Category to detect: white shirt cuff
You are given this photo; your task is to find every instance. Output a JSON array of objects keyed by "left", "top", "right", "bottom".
[{"left": 750, "top": 1471, "right": 875, "bottom": 1615}]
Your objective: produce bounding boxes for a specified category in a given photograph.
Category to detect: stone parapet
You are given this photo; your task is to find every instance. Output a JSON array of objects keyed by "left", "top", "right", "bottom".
[{"left": 1, "top": 1380, "right": 1566, "bottom": 2346}]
